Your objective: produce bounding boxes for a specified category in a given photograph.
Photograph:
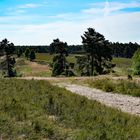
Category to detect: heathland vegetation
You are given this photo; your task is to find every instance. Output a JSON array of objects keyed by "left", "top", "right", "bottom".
[{"left": 0, "top": 79, "right": 140, "bottom": 139}]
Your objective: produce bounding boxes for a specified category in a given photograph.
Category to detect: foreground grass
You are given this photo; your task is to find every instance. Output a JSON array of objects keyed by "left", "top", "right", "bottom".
[
  {"left": 84, "top": 78, "right": 140, "bottom": 97},
  {"left": 0, "top": 79, "right": 140, "bottom": 139}
]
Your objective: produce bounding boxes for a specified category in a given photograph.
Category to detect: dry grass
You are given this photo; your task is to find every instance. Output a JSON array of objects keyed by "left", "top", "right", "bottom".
[{"left": 16, "top": 58, "right": 52, "bottom": 77}]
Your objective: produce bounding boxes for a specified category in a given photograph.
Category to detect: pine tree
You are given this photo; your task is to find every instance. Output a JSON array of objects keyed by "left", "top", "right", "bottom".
[
  {"left": 17, "top": 48, "right": 23, "bottom": 57},
  {"left": 80, "top": 28, "right": 114, "bottom": 75},
  {"left": 25, "top": 48, "right": 30, "bottom": 60},
  {"left": 50, "top": 39, "right": 68, "bottom": 76},
  {"left": 29, "top": 50, "right": 36, "bottom": 61},
  {"left": 0, "top": 39, "right": 16, "bottom": 77}
]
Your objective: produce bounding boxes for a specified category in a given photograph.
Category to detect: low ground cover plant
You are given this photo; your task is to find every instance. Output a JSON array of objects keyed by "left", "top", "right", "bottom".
[{"left": 0, "top": 79, "right": 140, "bottom": 139}]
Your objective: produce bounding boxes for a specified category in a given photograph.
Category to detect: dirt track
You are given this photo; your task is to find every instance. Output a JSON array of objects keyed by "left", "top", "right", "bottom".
[
  {"left": 19, "top": 76, "right": 140, "bottom": 117},
  {"left": 57, "top": 83, "right": 140, "bottom": 117},
  {"left": 18, "top": 75, "right": 128, "bottom": 81}
]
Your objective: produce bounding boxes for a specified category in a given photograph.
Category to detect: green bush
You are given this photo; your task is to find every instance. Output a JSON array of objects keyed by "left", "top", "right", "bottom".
[{"left": 132, "top": 48, "right": 140, "bottom": 75}]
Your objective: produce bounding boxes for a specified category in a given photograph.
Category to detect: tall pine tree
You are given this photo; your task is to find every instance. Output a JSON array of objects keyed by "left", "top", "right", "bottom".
[
  {"left": 81, "top": 28, "right": 114, "bottom": 75},
  {"left": 0, "top": 39, "right": 16, "bottom": 77},
  {"left": 50, "top": 39, "right": 68, "bottom": 76}
]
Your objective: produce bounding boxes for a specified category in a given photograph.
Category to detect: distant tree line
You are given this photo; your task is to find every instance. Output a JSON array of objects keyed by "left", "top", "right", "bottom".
[
  {"left": 110, "top": 42, "right": 140, "bottom": 58},
  {"left": 15, "top": 45, "right": 49, "bottom": 53},
  {"left": 15, "top": 45, "right": 83, "bottom": 54},
  {"left": 15, "top": 42, "right": 140, "bottom": 58}
]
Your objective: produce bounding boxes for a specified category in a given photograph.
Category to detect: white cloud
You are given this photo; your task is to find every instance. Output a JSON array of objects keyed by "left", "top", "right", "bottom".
[
  {"left": 18, "top": 3, "right": 42, "bottom": 9},
  {"left": 1, "top": 11, "right": 140, "bottom": 45},
  {"left": 84, "top": 1, "right": 140, "bottom": 16},
  {"left": 6, "top": 3, "right": 44, "bottom": 16},
  {"left": 104, "top": 0, "right": 110, "bottom": 16},
  {"left": 0, "top": 1, "right": 140, "bottom": 45},
  {"left": 0, "top": 22, "right": 85, "bottom": 45},
  {"left": 89, "top": 12, "right": 140, "bottom": 43}
]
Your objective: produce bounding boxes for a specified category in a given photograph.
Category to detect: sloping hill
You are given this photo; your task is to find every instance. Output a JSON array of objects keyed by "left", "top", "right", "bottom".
[{"left": 0, "top": 79, "right": 140, "bottom": 139}]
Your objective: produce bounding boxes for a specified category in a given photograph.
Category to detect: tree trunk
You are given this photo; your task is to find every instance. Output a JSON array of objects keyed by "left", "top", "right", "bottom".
[
  {"left": 6, "top": 54, "right": 10, "bottom": 77},
  {"left": 91, "top": 44, "right": 94, "bottom": 76},
  {"left": 91, "top": 55, "right": 94, "bottom": 76}
]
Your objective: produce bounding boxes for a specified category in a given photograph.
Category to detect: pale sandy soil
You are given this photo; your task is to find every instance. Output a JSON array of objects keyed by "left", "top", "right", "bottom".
[
  {"left": 26, "top": 61, "right": 50, "bottom": 72},
  {"left": 19, "top": 76, "right": 140, "bottom": 117},
  {"left": 56, "top": 83, "right": 140, "bottom": 117}
]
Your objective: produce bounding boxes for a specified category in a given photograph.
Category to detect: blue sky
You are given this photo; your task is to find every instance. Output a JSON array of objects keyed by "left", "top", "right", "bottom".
[{"left": 0, "top": 0, "right": 140, "bottom": 45}]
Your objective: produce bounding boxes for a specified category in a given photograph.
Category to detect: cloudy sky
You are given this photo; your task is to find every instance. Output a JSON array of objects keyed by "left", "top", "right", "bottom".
[{"left": 0, "top": 0, "right": 140, "bottom": 45}]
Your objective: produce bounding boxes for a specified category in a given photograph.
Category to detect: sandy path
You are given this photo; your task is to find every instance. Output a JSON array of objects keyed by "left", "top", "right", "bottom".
[
  {"left": 18, "top": 75, "right": 129, "bottom": 81},
  {"left": 56, "top": 83, "right": 140, "bottom": 117},
  {"left": 19, "top": 76, "right": 140, "bottom": 116}
]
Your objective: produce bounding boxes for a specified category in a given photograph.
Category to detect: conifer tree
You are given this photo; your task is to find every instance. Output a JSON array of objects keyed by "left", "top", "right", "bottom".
[
  {"left": 0, "top": 39, "right": 16, "bottom": 77},
  {"left": 81, "top": 28, "right": 114, "bottom": 75},
  {"left": 29, "top": 50, "right": 36, "bottom": 61},
  {"left": 50, "top": 39, "right": 68, "bottom": 76},
  {"left": 25, "top": 48, "right": 30, "bottom": 60}
]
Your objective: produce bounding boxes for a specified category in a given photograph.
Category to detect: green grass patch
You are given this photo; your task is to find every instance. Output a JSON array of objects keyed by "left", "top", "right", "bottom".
[
  {"left": 36, "top": 53, "right": 54, "bottom": 63},
  {"left": 33, "top": 71, "right": 52, "bottom": 77},
  {"left": 85, "top": 78, "right": 140, "bottom": 97},
  {"left": 0, "top": 79, "right": 140, "bottom": 139},
  {"left": 16, "top": 65, "right": 33, "bottom": 76},
  {"left": 113, "top": 58, "right": 132, "bottom": 68},
  {"left": 112, "top": 58, "right": 132, "bottom": 75},
  {"left": 36, "top": 53, "right": 81, "bottom": 64}
]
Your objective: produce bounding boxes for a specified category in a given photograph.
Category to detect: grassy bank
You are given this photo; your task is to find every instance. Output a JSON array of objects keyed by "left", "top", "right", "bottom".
[
  {"left": 0, "top": 79, "right": 140, "bottom": 139},
  {"left": 84, "top": 78, "right": 140, "bottom": 97}
]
